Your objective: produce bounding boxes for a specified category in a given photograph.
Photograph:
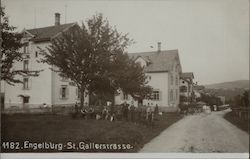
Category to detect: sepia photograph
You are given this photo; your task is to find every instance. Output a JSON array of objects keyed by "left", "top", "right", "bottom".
[{"left": 0, "top": 0, "right": 249, "bottom": 158}]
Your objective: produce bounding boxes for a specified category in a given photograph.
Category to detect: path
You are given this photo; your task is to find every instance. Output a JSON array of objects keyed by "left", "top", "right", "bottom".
[{"left": 140, "top": 109, "right": 249, "bottom": 152}]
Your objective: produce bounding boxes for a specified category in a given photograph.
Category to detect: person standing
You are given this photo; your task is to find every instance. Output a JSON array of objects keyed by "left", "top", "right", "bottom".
[
  {"left": 146, "top": 104, "right": 151, "bottom": 120},
  {"left": 130, "top": 104, "right": 135, "bottom": 122}
]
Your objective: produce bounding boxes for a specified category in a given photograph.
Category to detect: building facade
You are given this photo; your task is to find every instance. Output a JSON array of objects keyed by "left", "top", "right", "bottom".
[
  {"left": 4, "top": 13, "right": 89, "bottom": 109},
  {"left": 179, "top": 72, "right": 195, "bottom": 105},
  {"left": 115, "top": 44, "right": 182, "bottom": 112}
]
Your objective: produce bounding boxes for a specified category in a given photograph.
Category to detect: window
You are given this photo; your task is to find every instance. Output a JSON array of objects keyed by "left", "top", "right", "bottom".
[
  {"left": 60, "top": 85, "right": 68, "bottom": 99},
  {"left": 23, "top": 78, "right": 29, "bottom": 89},
  {"left": 176, "top": 75, "right": 178, "bottom": 86},
  {"left": 151, "top": 91, "right": 160, "bottom": 101},
  {"left": 171, "top": 75, "right": 174, "bottom": 85},
  {"left": 76, "top": 88, "right": 81, "bottom": 99},
  {"left": 170, "top": 90, "right": 173, "bottom": 101},
  {"left": 23, "top": 43, "right": 28, "bottom": 54},
  {"left": 176, "top": 89, "right": 178, "bottom": 100},
  {"left": 180, "top": 86, "right": 187, "bottom": 92},
  {"left": 35, "top": 51, "right": 38, "bottom": 57},
  {"left": 23, "top": 60, "right": 29, "bottom": 71},
  {"left": 23, "top": 96, "right": 29, "bottom": 103},
  {"left": 123, "top": 93, "right": 128, "bottom": 100}
]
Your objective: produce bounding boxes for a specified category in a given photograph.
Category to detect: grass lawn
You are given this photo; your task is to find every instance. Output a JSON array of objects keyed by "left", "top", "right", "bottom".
[
  {"left": 1, "top": 112, "right": 182, "bottom": 152},
  {"left": 224, "top": 111, "right": 249, "bottom": 134}
]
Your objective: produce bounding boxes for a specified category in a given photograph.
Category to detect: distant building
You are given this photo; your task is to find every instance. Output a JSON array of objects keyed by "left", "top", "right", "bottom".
[
  {"left": 218, "top": 96, "right": 226, "bottom": 105},
  {"left": 4, "top": 13, "right": 89, "bottom": 109},
  {"left": 115, "top": 43, "right": 182, "bottom": 112},
  {"left": 179, "top": 72, "right": 195, "bottom": 104}
]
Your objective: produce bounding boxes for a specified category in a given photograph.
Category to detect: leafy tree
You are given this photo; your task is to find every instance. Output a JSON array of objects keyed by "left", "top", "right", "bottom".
[
  {"left": 110, "top": 52, "right": 152, "bottom": 101},
  {"left": 198, "top": 93, "right": 222, "bottom": 106},
  {"left": 1, "top": 7, "right": 40, "bottom": 85},
  {"left": 242, "top": 91, "right": 249, "bottom": 107},
  {"left": 40, "top": 13, "right": 136, "bottom": 108}
]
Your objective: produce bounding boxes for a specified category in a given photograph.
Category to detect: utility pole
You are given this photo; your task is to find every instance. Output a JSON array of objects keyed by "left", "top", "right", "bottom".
[{"left": 65, "top": 4, "right": 67, "bottom": 23}]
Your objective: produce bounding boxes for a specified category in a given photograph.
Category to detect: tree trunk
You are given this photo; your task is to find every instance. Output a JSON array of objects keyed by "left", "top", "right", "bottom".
[{"left": 80, "top": 87, "right": 85, "bottom": 109}]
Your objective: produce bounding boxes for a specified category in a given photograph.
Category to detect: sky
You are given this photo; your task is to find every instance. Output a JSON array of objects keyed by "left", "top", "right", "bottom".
[{"left": 2, "top": 0, "right": 249, "bottom": 85}]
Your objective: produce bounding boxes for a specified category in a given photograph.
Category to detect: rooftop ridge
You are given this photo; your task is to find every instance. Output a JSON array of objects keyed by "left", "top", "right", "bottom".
[
  {"left": 128, "top": 49, "right": 178, "bottom": 54},
  {"left": 26, "top": 22, "right": 76, "bottom": 32}
]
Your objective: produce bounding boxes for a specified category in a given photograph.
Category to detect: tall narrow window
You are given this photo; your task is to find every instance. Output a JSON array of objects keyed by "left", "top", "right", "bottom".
[
  {"left": 151, "top": 91, "right": 160, "bottom": 101},
  {"left": 23, "top": 78, "right": 29, "bottom": 89},
  {"left": 176, "top": 89, "right": 178, "bottom": 100},
  {"left": 171, "top": 75, "right": 174, "bottom": 85},
  {"left": 176, "top": 75, "right": 178, "bottom": 86},
  {"left": 180, "top": 86, "right": 187, "bottom": 92},
  {"left": 123, "top": 93, "right": 128, "bottom": 100},
  {"left": 60, "top": 85, "right": 68, "bottom": 99},
  {"left": 23, "top": 60, "right": 29, "bottom": 71},
  {"left": 76, "top": 88, "right": 81, "bottom": 99},
  {"left": 23, "top": 43, "right": 28, "bottom": 54},
  {"left": 170, "top": 90, "right": 173, "bottom": 101}
]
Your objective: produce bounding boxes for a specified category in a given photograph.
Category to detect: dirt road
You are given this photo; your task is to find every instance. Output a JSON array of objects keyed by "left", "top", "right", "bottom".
[{"left": 140, "top": 109, "right": 249, "bottom": 153}]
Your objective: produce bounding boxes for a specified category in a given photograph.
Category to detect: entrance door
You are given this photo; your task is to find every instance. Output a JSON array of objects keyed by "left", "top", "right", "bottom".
[{"left": 22, "top": 96, "right": 30, "bottom": 109}]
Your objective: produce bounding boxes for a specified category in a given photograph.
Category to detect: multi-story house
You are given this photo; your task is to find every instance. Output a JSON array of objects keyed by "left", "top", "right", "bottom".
[
  {"left": 179, "top": 72, "right": 195, "bottom": 105},
  {"left": 4, "top": 13, "right": 89, "bottom": 109},
  {"left": 114, "top": 43, "right": 182, "bottom": 112}
]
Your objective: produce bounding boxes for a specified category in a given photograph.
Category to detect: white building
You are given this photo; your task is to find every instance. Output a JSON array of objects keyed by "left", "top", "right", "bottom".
[
  {"left": 4, "top": 13, "right": 89, "bottom": 109},
  {"left": 179, "top": 72, "right": 195, "bottom": 105},
  {"left": 115, "top": 43, "right": 182, "bottom": 112}
]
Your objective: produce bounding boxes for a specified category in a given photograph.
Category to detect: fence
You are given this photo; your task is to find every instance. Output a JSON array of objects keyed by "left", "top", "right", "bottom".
[
  {"left": 2, "top": 105, "right": 74, "bottom": 115},
  {"left": 231, "top": 107, "right": 249, "bottom": 121}
]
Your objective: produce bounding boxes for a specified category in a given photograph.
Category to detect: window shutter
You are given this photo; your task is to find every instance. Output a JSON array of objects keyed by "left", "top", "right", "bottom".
[
  {"left": 59, "top": 87, "right": 62, "bottom": 99},
  {"left": 159, "top": 91, "right": 162, "bottom": 101},
  {"left": 28, "top": 78, "right": 31, "bottom": 89},
  {"left": 66, "top": 87, "right": 69, "bottom": 99}
]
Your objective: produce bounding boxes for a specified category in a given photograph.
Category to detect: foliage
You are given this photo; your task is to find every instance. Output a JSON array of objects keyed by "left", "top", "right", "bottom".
[
  {"left": 196, "top": 93, "right": 223, "bottom": 106},
  {"left": 40, "top": 13, "right": 150, "bottom": 107},
  {"left": 1, "top": 7, "right": 40, "bottom": 85},
  {"left": 229, "top": 90, "right": 249, "bottom": 108}
]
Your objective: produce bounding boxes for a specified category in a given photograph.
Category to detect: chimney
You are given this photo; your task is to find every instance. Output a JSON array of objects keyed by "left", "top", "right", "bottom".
[
  {"left": 157, "top": 42, "right": 161, "bottom": 52},
  {"left": 55, "top": 13, "right": 60, "bottom": 26}
]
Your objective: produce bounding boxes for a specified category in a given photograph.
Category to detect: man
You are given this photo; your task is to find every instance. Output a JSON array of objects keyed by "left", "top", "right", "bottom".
[{"left": 130, "top": 104, "right": 135, "bottom": 122}]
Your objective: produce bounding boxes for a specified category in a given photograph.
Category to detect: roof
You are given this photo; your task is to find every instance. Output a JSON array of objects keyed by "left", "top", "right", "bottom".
[
  {"left": 181, "top": 72, "right": 194, "bottom": 79},
  {"left": 25, "top": 23, "right": 77, "bottom": 42},
  {"left": 128, "top": 50, "right": 181, "bottom": 73}
]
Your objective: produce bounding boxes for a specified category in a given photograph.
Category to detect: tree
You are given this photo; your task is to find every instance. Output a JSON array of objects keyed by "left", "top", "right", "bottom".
[
  {"left": 111, "top": 53, "right": 152, "bottom": 101},
  {"left": 40, "top": 13, "right": 134, "bottom": 108},
  {"left": 242, "top": 91, "right": 249, "bottom": 107},
  {"left": 1, "top": 7, "right": 40, "bottom": 85}
]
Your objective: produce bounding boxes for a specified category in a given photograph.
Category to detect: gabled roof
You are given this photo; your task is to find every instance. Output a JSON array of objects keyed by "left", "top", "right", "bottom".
[
  {"left": 181, "top": 72, "right": 194, "bottom": 79},
  {"left": 25, "top": 23, "right": 77, "bottom": 43},
  {"left": 128, "top": 50, "right": 181, "bottom": 73}
]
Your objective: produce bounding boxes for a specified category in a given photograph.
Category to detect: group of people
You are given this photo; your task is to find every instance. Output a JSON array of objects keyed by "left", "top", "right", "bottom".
[{"left": 72, "top": 101, "right": 160, "bottom": 125}]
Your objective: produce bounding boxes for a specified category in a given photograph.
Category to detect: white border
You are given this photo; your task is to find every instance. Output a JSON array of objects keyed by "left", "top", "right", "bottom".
[{"left": 1, "top": 153, "right": 249, "bottom": 159}]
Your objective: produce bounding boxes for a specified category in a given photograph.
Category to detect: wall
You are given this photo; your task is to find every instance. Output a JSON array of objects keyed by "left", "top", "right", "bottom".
[
  {"left": 114, "top": 72, "right": 173, "bottom": 111},
  {"left": 52, "top": 71, "right": 89, "bottom": 106},
  {"left": 114, "top": 90, "right": 138, "bottom": 107},
  {"left": 4, "top": 41, "right": 52, "bottom": 108}
]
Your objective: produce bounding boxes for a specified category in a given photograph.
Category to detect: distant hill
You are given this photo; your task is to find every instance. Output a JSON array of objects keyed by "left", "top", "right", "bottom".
[{"left": 204, "top": 80, "right": 249, "bottom": 90}]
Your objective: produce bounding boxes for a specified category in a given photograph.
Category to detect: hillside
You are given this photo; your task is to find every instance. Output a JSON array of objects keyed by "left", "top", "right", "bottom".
[{"left": 204, "top": 80, "right": 249, "bottom": 90}]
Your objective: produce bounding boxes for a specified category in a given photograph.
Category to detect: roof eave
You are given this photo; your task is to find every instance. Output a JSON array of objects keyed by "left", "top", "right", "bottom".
[{"left": 146, "top": 70, "right": 169, "bottom": 73}]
